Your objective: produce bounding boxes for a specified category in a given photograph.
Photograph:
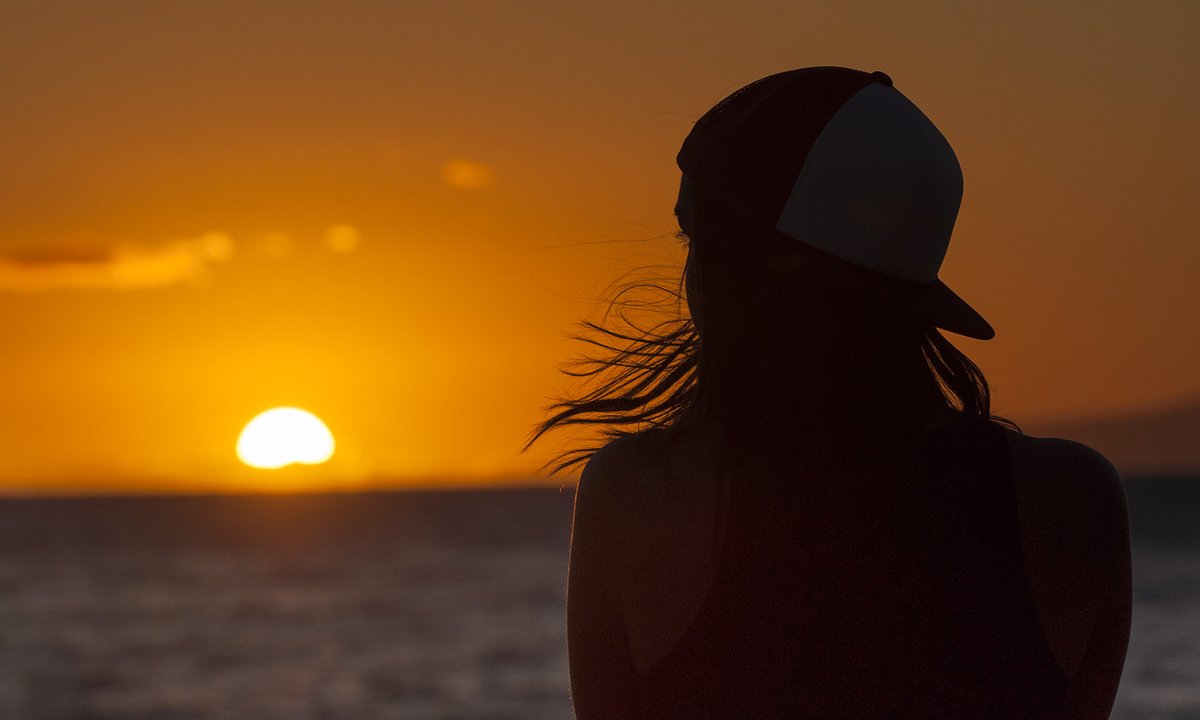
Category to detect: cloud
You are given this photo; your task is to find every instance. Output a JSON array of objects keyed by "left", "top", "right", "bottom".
[
  {"left": 441, "top": 159, "right": 496, "bottom": 189},
  {"left": 324, "top": 224, "right": 360, "bottom": 253},
  {"left": 0, "top": 232, "right": 235, "bottom": 292}
]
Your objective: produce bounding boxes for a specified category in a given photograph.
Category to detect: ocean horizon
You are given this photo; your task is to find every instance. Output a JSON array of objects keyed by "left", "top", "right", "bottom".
[{"left": 0, "top": 477, "right": 1195, "bottom": 719}]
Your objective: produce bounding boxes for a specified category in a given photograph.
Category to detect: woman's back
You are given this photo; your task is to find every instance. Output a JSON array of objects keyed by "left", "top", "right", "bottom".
[
  {"left": 567, "top": 413, "right": 1131, "bottom": 719},
  {"left": 631, "top": 411, "right": 1066, "bottom": 718},
  {"left": 547, "top": 66, "right": 1132, "bottom": 719}
]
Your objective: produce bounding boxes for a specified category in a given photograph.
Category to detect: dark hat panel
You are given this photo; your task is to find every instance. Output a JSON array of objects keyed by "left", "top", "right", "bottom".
[{"left": 676, "top": 67, "right": 879, "bottom": 226}]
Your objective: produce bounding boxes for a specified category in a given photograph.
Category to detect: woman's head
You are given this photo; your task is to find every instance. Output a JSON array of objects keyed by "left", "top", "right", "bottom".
[
  {"left": 676, "top": 65, "right": 993, "bottom": 342},
  {"left": 525, "top": 66, "right": 1011, "bottom": 474}
]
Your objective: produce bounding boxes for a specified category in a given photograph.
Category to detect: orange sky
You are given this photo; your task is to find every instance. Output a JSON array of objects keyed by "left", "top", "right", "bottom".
[{"left": 0, "top": 1, "right": 1196, "bottom": 493}]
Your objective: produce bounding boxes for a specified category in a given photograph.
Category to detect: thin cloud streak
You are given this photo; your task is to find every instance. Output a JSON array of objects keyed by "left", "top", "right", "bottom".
[
  {"left": 0, "top": 233, "right": 234, "bottom": 292},
  {"left": 0, "top": 226, "right": 363, "bottom": 292}
]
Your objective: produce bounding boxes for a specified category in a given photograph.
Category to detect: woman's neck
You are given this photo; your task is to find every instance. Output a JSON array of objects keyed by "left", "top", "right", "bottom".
[{"left": 710, "top": 332, "right": 949, "bottom": 453}]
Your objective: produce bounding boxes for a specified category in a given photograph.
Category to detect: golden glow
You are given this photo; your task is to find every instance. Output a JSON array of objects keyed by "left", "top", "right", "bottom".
[
  {"left": 199, "top": 232, "right": 235, "bottom": 262},
  {"left": 0, "top": 2, "right": 1193, "bottom": 492},
  {"left": 324, "top": 224, "right": 361, "bottom": 252},
  {"left": 441, "top": 159, "right": 496, "bottom": 189},
  {"left": 236, "top": 407, "right": 336, "bottom": 470}
]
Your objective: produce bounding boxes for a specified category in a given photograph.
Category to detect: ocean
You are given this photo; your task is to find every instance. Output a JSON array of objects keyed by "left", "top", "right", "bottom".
[{"left": 0, "top": 479, "right": 1195, "bottom": 720}]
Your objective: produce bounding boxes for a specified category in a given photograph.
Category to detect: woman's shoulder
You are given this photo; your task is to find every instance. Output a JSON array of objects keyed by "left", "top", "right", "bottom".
[
  {"left": 1001, "top": 424, "right": 1131, "bottom": 676},
  {"left": 580, "top": 420, "right": 720, "bottom": 491},
  {"left": 573, "top": 432, "right": 662, "bottom": 535},
  {"left": 574, "top": 424, "right": 721, "bottom": 547},
  {"left": 1002, "top": 424, "right": 1129, "bottom": 567},
  {"left": 576, "top": 431, "right": 662, "bottom": 502},
  {"left": 1002, "top": 425, "right": 1127, "bottom": 532},
  {"left": 572, "top": 428, "right": 724, "bottom": 673}
]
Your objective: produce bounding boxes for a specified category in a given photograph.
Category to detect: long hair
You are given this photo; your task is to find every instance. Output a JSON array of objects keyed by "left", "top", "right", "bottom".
[{"left": 524, "top": 203, "right": 1013, "bottom": 476}]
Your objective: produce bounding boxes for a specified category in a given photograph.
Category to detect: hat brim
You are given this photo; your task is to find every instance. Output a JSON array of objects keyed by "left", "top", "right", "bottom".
[
  {"left": 679, "top": 180, "right": 995, "bottom": 340},
  {"left": 906, "top": 279, "right": 995, "bottom": 340},
  {"left": 800, "top": 237, "right": 995, "bottom": 340}
]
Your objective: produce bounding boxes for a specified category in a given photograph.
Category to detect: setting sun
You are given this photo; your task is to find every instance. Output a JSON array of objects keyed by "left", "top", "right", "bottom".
[{"left": 236, "top": 407, "right": 336, "bottom": 469}]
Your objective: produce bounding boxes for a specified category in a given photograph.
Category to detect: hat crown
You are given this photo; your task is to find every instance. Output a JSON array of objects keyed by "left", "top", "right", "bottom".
[
  {"left": 777, "top": 81, "right": 963, "bottom": 282},
  {"left": 677, "top": 67, "right": 963, "bottom": 284}
]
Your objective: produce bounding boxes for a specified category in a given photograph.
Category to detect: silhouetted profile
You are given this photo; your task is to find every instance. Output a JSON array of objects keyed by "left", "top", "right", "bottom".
[{"left": 528, "top": 66, "right": 1131, "bottom": 719}]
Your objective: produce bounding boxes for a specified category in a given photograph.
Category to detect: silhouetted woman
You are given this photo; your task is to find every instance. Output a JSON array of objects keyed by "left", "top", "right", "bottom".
[{"left": 528, "top": 67, "right": 1131, "bottom": 719}]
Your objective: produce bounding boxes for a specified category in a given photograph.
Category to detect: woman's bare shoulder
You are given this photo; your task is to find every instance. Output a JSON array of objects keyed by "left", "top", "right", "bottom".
[
  {"left": 573, "top": 429, "right": 721, "bottom": 673},
  {"left": 1003, "top": 426, "right": 1128, "bottom": 533},
  {"left": 579, "top": 422, "right": 716, "bottom": 494},
  {"left": 1002, "top": 425, "right": 1132, "bottom": 676},
  {"left": 577, "top": 432, "right": 658, "bottom": 495},
  {"left": 573, "top": 433, "right": 665, "bottom": 537},
  {"left": 573, "top": 426, "right": 719, "bottom": 552}
]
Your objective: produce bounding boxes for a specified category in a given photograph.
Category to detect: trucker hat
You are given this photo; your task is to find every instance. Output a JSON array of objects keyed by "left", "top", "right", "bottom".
[{"left": 674, "top": 66, "right": 993, "bottom": 340}]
